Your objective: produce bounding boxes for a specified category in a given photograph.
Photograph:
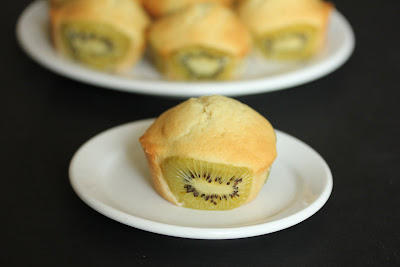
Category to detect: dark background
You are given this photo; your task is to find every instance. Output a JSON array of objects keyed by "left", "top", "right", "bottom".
[{"left": 2, "top": 0, "right": 399, "bottom": 265}]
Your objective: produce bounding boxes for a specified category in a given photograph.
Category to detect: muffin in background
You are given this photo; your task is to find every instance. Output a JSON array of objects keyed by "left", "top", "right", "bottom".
[
  {"left": 50, "top": 0, "right": 149, "bottom": 72},
  {"left": 147, "top": 3, "right": 251, "bottom": 81},
  {"left": 237, "top": 0, "right": 333, "bottom": 60}
]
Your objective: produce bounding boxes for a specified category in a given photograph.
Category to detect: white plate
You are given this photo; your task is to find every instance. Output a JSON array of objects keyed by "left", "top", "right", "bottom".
[
  {"left": 17, "top": 1, "right": 354, "bottom": 97},
  {"left": 69, "top": 119, "right": 333, "bottom": 239}
]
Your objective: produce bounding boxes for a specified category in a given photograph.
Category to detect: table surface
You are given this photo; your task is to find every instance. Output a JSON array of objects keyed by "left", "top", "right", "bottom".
[{"left": 3, "top": 0, "right": 399, "bottom": 265}]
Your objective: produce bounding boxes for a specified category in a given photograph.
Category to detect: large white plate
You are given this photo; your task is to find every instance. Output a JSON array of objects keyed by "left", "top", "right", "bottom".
[
  {"left": 17, "top": 1, "right": 354, "bottom": 97},
  {"left": 69, "top": 119, "right": 333, "bottom": 239}
]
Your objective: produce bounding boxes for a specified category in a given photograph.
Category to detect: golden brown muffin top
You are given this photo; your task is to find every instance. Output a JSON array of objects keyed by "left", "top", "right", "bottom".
[
  {"left": 142, "top": 0, "right": 233, "bottom": 17},
  {"left": 50, "top": 0, "right": 150, "bottom": 39},
  {"left": 237, "top": 0, "right": 333, "bottom": 35},
  {"left": 140, "top": 95, "right": 277, "bottom": 174},
  {"left": 147, "top": 3, "right": 251, "bottom": 57}
]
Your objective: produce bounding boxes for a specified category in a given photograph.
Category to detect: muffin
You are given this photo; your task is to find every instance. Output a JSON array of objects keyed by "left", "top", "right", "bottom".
[
  {"left": 49, "top": 0, "right": 149, "bottom": 72},
  {"left": 139, "top": 95, "right": 277, "bottom": 210},
  {"left": 141, "top": 0, "right": 234, "bottom": 18},
  {"left": 147, "top": 3, "right": 251, "bottom": 80},
  {"left": 237, "top": 0, "right": 333, "bottom": 60}
]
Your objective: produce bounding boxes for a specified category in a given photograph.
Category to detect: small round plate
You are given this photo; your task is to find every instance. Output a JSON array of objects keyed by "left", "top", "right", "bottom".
[
  {"left": 69, "top": 119, "right": 333, "bottom": 239},
  {"left": 17, "top": 1, "right": 354, "bottom": 97}
]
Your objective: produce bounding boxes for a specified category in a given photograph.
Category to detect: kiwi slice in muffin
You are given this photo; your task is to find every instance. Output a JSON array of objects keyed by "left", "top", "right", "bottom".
[
  {"left": 60, "top": 21, "right": 131, "bottom": 70},
  {"left": 150, "top": 46, "right": 236, "bottom": 81},
  {"left": 162, "top": 156, "right": 261, "bottom": 210},
  {"left": 256, "top": 25, "right": 318, "bottom": 60},
  {"left": 49, "top": 0, "right": 69, "bottom": 8},
  {"left": 172, "top": 47, "right": 234, "bottom": 80}
]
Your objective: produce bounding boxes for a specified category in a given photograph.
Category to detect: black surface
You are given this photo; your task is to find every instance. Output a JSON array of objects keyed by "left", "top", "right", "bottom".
[{"left": 2, "top": 0, "right": 399, "bottom": 265}]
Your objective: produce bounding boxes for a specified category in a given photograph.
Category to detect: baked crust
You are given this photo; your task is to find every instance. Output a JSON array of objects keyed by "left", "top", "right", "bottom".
[
  {"left": 139, "top": 95, "right": 277, "bottom": 206},
  {"left": 142, "top": 0, "right": 233, "bottom": 17},
  {"left": 237, "top": 0, "right": 333, "bottom": 53},
  {"left": 50, "top": 0, "right": 150, "bottom": 72},
  {"left": 148, "top": 3, "right": 251, "bottom": 58}
]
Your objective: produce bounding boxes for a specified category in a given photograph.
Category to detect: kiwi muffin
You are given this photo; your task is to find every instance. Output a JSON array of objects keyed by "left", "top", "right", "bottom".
[
  {"left": 237, "top": 0, "right": 333, "bottom": 60},
  {"left": 139, "top": 95, "right": 277, "bottom": 210},
  {"left": 50, "top": 0, "right": 150, "bottom": 72},
  {"left": 141, "top": 0, "right": 234, "bottom": 18},
  {"left": 147, "top": 3, "right": 251, "bottom": 81}
]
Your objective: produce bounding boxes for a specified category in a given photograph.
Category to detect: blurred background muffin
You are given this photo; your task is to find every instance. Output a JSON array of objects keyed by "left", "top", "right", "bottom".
[
  {"left": 50, "top": 0, "right": 149, "bottom": 72},
  {"left": 147, "top": 2, "right": 251, "bottom": 80},
  {"left": 237, "top": 0, "right": 333, "bottom": 60}
]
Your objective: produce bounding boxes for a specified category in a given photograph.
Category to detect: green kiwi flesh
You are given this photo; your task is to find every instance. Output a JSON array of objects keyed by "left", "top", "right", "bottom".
[
  {"left": 256, "top": 25, "right": 317, "bottom": 60},
  {"left": 172, "top": 47, "right": 234, "bottom": 80},
  {"left": 161, "top": 156, "right": 253, "bottom": 210},
  {"left": 60, "top": 21, "right": 131, "bottom": 70}
]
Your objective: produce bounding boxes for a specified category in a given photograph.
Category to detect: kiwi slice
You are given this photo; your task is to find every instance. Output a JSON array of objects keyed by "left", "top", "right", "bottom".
[
  {"left": 148, "top": 45, "right": 166, "bottom": 74},
  {"left": 256, "top": 25, "right": 317, "bottom": 60},
  {"left": 60, "top": 21, "right": 131, "bottom": 70},
  {"left": 49, "top": 0, "right": 69, "bottom": 8},
  {"left": 172, "top": 47, "right": 234, "bottom": 80},
  {"left": 161, "top": 156, "right": 254, "bottom": 210}
]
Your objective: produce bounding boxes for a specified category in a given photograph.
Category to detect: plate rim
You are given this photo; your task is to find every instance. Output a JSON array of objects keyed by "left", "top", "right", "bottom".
[
  {"left": 16, "top": 0, "right": 355, "bottom": 97},
  {"left": 69, "top": 119, "right": 333, "bottom": 239}
]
